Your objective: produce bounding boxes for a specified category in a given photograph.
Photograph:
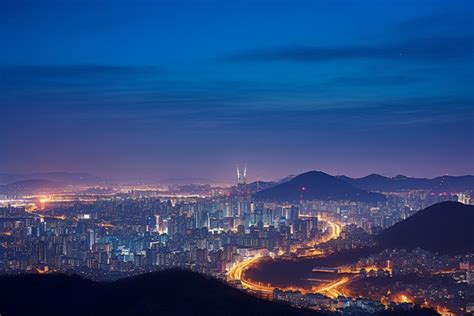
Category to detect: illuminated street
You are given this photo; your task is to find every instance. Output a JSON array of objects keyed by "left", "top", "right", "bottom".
[{"left": 227, "top": 218, "right": 346, "bottom": 296}]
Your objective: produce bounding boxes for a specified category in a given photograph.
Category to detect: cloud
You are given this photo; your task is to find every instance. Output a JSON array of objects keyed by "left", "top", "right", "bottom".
[
  {"left": 0, "top": 64, "right": 162, "bottom": 94},
  {"left": 329, "top": 75, "right": 421, "bottom": 87},
  {"left": 0, "top": 64, "right": 161, "bottom": 82},
  {"left": 127, "top": 94, "right": 474, "bottom": 134},
  {"left": 225, "top": 37, "right": 474, "bottom": 63}
]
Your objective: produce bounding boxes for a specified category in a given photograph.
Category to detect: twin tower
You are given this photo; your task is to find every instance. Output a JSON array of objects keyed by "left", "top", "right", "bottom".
[{"left": 236, "top": 165, "right": 247, "bottom": 185}]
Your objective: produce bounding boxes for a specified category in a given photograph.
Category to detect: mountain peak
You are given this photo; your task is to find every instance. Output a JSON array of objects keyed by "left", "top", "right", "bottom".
[
  {"left": 393, "top": 175, "right": 409, "bottom": 180},
  {"left": 254, "top": 170, "right": 386, "bottom": 203}
]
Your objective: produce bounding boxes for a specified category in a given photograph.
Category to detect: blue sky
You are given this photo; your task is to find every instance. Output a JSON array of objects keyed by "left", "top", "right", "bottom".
[{"left": 1, "top": 0, "right": 473, "bottom": 182}]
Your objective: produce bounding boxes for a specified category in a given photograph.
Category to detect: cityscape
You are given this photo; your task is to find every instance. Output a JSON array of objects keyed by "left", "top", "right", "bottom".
[
  {"left": 1, "top": 0, "right": 473, "bottom": 315},
  {"left": 0, "top": 169, "right": 473, "bottom": 315}
]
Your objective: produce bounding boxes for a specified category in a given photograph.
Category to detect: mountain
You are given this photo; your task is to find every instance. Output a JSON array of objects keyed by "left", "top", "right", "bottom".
[
  {"left": 246, "top": 180, "right": 276, "bottom": 193},
  {"left": 376, "top": 201, "right": 474, "bottom": 254},
  {"left": 0, "top": 270, "right": 316, "bottom": 316},
  {"left": 245, "top": 176, "right": 296, "bottom": 194},
  {"left": 253, "top": 171, "right": 386, "bottom": 203},
  {"left": 0, "top": 270, "right": 439, "bottom": 316},
  {"left": 0, "top": 179, "right": 64, "bottom": 195},
  {"left": 0, "top": 172, "right": 102, "bottom": 185},
  {"left": 340, "top": 174, "right": 474, "bottom": 192},
  {"left": 276, "top": 174, "right": 296, "bottom": 184}
]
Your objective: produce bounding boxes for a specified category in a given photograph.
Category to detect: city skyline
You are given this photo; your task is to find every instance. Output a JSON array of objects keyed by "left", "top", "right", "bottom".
[
  {"left": 1, "top": 0, "right": 473, "bottom": 181},
  {"left": 1, "top": 2, "right": 473, "bottom": 315}
]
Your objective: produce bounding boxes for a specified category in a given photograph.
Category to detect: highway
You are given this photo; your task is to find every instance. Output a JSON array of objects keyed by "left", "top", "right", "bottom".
[
  {"left": 227, "top": 218, "right": 346, "bottom": 296},
  {"left": 313, "top": 276, "right": 355, "bottom": 298}
]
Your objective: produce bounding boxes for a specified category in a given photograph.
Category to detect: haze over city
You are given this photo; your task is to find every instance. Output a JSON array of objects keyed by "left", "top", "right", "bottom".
[
  {"left": 1, "top": 0, "right": 473, "bottom": 182},
  {"left": 1, "top": 1, "right": 474, "bottom": 316}
]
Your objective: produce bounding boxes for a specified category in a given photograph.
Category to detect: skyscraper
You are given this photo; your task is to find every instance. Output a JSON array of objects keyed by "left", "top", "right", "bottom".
[
  {"left": 236, "top": 164, "right": 251, "bottom": 220},
  {"left": 236, "top": 164, "right": 247, "bottom": 186}
]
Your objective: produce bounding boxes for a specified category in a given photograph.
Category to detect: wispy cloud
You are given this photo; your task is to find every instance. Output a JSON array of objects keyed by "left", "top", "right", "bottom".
[
  {"left": 225, "top": 37, "right": 474, "bottom": 63},
  {"left": 329, "top": 75, "right": 422, "bottom": 87},
  {"left": 0, "top": 64, "right": 162, "bottom": 90},
  {"left": 0, "top": 64, "right": 161, "bottom": 82}
]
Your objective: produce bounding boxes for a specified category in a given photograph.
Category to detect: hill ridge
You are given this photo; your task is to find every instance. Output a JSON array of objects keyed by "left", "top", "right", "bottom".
[
  {"left": 376, "top": 201, "right": 474, "bottom": 254},
  {"left": 254, "top": 170, "right": 386, "bottom": 203},
  {"left": 0, "top": 269, "right": 315, "bottom": 316}
]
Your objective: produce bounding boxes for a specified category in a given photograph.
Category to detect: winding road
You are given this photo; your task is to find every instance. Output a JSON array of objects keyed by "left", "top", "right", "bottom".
[{"left": 227, "top": 218, "right": 347, "bottom": 296}]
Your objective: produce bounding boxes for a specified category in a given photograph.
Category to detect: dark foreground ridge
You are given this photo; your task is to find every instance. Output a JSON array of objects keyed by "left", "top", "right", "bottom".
[
  {"left": 0, "top": 269, "right": 438, "bottom": 316},
  {"left": 376, "top": 202, "right": 474, "bottom": 254},
  {"left": 0, "top": 269, "right": 315, "bottom": 316}
]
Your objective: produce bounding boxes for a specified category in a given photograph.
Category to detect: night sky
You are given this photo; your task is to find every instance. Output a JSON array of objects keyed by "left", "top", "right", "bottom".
[{"left": 1, "top": 0, "right": 473, "bottom": 183}]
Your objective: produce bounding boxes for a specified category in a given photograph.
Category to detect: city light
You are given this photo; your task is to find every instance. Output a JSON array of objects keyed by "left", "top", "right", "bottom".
[{"left": 1, "top": 1, "right": 472, "bottom": 314}]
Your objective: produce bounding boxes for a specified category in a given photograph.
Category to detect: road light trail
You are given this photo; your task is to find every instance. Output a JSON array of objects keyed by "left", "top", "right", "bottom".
[
  {"left": 227, "top": 218, "right": 344, "bottom": 296},
  {"left": 314, "top": 276, "right": 355, "bottom": 298}
]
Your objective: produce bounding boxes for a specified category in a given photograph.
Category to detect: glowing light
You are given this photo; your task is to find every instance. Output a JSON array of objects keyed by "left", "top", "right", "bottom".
[
  {"left": 36, "top": 266, "right": 49, "bottom": 274},
  {"left": 436, "top": 306, "right": 453, "bottom": 316},
  {"left": 38, "top": 196, "right": 52, "bottom": 204},
  {"left": 391, "top": 293, "right": 414, "bottom": 303},
  {"left": 97, "top": 223, "right": 114, "bottom": 228}
]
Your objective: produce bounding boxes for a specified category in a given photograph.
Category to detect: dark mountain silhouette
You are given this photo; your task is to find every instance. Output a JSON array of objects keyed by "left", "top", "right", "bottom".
[
  {"left": 0, "top": 179, "right": 64, "bottom": 195},
  {"left": 376, "top": 201, "right": 474, "bottom": 254},
  {"left": 0, "top": 269, "right": 315, "bottom": 316},
  {"left": 0, "top": 270, "right": 439, "bottom": 316},
  {"left": 340, "top": 174, "right": 474, "bottom": 192},
  {"left": 0, "top": 172, "right": 102, "bottom": 185},
  {"left": 253, "top": 171, "right": 386, "bottom": 203}
]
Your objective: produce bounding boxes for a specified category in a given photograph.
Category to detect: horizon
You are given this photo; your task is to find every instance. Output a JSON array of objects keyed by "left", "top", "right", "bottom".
[
  {"left": 0, "top": 169, "right": 473, "bottom": 185},
  {"left": 1, "top": 0, "right": 473, "bottom": 181}
]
